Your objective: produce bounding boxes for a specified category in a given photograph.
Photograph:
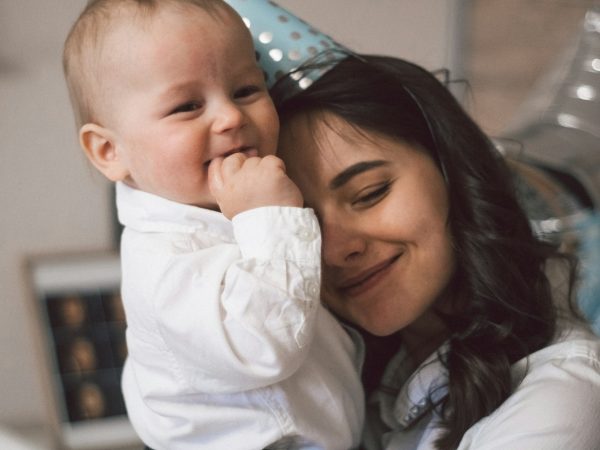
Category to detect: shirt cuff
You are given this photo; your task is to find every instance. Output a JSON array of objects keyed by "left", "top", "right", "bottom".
[{"left": 232, "top": 206, "right": 321, "bottom": 264}]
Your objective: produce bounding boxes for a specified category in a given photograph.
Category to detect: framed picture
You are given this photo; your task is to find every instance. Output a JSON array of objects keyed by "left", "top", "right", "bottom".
[{"left": 26, "top": 252, "right": 140, "bottom": 449}]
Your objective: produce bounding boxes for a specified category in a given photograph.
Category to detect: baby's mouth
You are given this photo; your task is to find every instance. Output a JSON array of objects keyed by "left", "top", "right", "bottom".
[
  {"left": 238, "top": 147, "right": 258, "bottom": 157},
  {"left": 204, "top": 146, "right": 257, "bottom": 167},
  {"left": 223, "top": 146, "right": 257, "bottom": 158}
]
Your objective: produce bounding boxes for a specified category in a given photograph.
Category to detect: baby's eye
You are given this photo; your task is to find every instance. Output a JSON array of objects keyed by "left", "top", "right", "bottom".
[
  {"left": 170, "top": 102, "right": 201, "bottom": 115},
  {"left": 352, "top": 182, "right": 391, "bottom": 207},
  {"left": 234, "top": 85, "right": 261, "bottom": 99}
]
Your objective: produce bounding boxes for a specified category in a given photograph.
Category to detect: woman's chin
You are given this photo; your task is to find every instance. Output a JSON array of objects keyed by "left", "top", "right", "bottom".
[{"left": 351, "top": 313, "right": 405, "bottom": 337}]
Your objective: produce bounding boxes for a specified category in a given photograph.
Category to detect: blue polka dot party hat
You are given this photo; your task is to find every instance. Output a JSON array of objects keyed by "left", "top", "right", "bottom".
[{"left": 224, "top": 0, "right": 350, "bottom": 90}]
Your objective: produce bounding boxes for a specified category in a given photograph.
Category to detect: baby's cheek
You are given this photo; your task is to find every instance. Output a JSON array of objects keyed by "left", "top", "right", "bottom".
[{"left": 265, "top": 127, "right": 281, "bottom": 157}]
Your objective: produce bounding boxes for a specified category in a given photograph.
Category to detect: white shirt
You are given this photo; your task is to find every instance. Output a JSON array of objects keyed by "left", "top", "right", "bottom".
[
  {"left": 363, "top": 323, "right": 600, "bottom": 450},
  {"left": 116, "top": 183, "right": 364, "bottom": 450}
]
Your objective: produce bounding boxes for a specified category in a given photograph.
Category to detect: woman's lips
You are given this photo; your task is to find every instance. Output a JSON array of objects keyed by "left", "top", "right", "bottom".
[{"left": 338, "top": 254, "right": 401, "bottom": 297}]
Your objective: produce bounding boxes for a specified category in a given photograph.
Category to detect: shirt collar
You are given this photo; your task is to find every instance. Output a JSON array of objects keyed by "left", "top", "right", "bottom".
[
  {"left": 115, "top": 182, "right": 233, "bottom": 239},
  {"left": 375, "top": 342, "right": 449, "bottom": 430}
]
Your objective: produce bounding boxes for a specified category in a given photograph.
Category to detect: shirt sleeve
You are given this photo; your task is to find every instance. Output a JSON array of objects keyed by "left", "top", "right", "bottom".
[
  {"left": 149, "top": 206, "right": 322, "bottom": 394},
  {"left": 458, "top": 341, "right": 600, "bottom": 450}
]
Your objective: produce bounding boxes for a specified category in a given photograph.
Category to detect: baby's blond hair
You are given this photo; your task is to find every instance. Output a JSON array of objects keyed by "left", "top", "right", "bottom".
[{"left": 63, "top": 0, "right": 235, "bottom": 128}]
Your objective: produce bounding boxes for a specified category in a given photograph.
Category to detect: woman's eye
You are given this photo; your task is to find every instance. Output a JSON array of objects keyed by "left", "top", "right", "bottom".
[
  {"left": 234, "top": 85, "right": 261, "bottom": 99},
  {"left": 170, "top": 102, "right": 201, "bottom": 115},
  {"left": 353, "top": 183, "right": 391, "bottom": 207}
]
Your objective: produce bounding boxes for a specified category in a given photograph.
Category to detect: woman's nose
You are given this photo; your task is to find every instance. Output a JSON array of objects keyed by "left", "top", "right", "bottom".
[
  {"left": 211, "top": 100, "right": 245, "bottom": 134},
  {"left": 321, "top": 219, "right": 367, "bottom": 267}
]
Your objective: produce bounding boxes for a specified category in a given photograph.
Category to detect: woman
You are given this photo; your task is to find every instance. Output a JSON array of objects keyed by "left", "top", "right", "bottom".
[{"left": 272, "top": 54, "right": 600, "bottom": 449}]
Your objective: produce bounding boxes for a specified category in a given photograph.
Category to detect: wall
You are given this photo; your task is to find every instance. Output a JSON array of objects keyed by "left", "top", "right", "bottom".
[
  {"left": 0, "top": 0, "right": 113, "bottom": 428},
  {"left": 0, "top": 0, "right": 461, "bottom": 427},
  {"left": 277, "top": 0, "right": 463, "bottom": 73}
]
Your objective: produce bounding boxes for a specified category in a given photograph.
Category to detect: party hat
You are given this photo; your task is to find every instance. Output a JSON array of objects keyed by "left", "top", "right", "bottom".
[{"left": 224, "top": 0, "right": 349, "bottom": 90}]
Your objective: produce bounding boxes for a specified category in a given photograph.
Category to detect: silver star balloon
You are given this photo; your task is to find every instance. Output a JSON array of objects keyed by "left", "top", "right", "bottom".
[{"left": 503, "top": 6, "right": 600, "bottom": 333}]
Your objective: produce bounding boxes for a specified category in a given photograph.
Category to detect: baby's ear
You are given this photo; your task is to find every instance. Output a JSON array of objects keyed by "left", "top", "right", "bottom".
[{"left": 79, "top": 123, "right": 129, "bottom": 182}]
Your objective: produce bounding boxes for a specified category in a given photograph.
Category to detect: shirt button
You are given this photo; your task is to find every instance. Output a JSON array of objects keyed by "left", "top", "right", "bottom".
[
  {"left": 196, "top": 221, "right": 207, "bottom": 231},
  {"left": 305, "top": 280, "right": 320, "bottom": 297},
  {"left": 298, "top": 228, "right": 315, "bottom": 241}
]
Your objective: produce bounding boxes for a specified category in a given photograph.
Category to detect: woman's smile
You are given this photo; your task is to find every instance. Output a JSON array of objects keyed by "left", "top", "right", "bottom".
[{"left": 337, "top": 253, "right": 402, "bottom": 298}]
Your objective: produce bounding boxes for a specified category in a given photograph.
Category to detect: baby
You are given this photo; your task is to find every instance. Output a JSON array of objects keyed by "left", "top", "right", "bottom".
[{"left": 62, "top": 1, "right": 363, "bottom": 449}]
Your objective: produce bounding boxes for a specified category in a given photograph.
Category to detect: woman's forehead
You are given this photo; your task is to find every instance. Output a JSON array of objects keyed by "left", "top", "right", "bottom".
[
  {"left": 280, "top": 115, "right": 361, "bottom": 174},
  {"left": 281, "top": 112, "right": 402, "bottom": 167}
]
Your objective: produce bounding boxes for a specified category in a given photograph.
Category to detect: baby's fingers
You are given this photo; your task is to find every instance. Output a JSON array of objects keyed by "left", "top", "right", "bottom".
[
  {"left": 207, "top": 157, "right": 224, "bottom": 196},
  {"left": 220, "top": 152, "right": 248, "bottom": 180},
  {"left": 260, "top": 154, "right": 287, "bottom": 173}
]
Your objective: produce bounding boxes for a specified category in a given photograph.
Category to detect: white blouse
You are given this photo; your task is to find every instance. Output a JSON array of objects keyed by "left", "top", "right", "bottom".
[{"left": 364, "top": 324, "right": 600, "bottom": 450}]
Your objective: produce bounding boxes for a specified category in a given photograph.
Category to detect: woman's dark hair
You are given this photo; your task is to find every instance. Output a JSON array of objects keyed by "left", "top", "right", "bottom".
[{"left": 272, "top": 54, "right": 578, "bottom": 449}]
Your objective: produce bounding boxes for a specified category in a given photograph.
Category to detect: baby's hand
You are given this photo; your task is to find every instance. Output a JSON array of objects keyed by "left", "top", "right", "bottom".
[{"left": 208, "top": 153, "right": 303, "bottom": 219}]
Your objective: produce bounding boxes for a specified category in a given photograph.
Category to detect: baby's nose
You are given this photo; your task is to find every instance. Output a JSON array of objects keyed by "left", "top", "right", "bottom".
[{"left": 211, "top": 101, "right": 245, "bottom": 133}]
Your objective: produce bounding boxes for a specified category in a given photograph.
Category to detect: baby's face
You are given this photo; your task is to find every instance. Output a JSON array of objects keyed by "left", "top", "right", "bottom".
[{"left": 99, "top": 5, "right": 279, "bottom": 209}]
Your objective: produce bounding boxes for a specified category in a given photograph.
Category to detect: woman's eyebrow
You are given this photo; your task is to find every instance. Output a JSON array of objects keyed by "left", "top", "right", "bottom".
[{"left": 329, "top": 160, "right": 389, "bottom": 190}]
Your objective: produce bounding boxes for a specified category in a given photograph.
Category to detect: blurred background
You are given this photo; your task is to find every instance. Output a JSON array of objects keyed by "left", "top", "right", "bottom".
[{"left": 1, "top": 0, "right": 597, "bottom": 448}]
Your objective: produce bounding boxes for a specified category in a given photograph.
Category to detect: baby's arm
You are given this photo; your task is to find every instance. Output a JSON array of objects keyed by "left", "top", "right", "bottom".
[
  {"left": 147, "top": 154, "right": 320, "bottom": 394},
  {"left": 208, "top": 153, "right": 303, "bottom": 219}
]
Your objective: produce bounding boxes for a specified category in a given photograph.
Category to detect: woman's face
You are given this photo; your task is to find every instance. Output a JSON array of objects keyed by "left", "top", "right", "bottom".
[{"left": 279, "top": 113, "right": 456, "bottom": 336}]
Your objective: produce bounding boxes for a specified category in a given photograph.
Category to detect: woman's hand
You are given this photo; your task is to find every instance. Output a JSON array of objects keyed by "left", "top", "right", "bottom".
[{"left": 208, "top": 153, "right": 303, "bottom": 219}]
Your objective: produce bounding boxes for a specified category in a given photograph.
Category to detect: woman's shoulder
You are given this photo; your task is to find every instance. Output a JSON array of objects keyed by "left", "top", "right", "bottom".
[
  {"left": 459, "top": 326, "right": 600, "bottom": 449},
  {"left": 512, "top": 322, "right": 600, "bottom": 393},
  {"left": 531, "top": 321, "right": 599, "bottom": 366}
]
